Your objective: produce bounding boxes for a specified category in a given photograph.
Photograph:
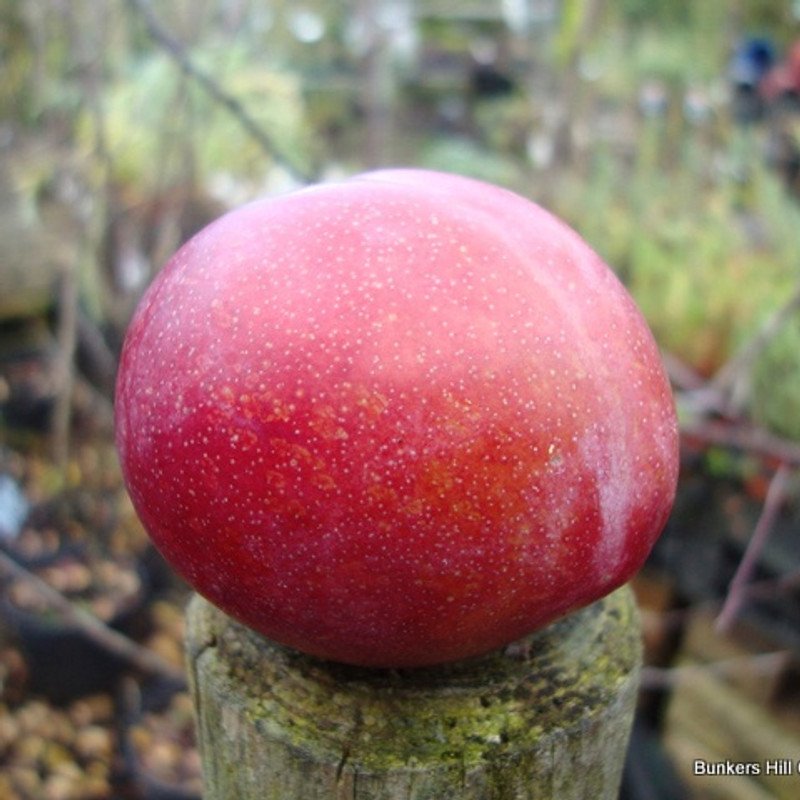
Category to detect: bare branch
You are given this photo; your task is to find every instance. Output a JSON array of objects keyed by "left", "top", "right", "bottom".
[
  {"left": 0, "top": 549, "right": 186, "bottom": 685},
  {"left": 125, "top": 0, "right": 317, "bottom": 185},
  {"left": 679, "top": 417, "right": 800, "bottom": 465},
  {"left": 51, "top": 253, "right": 79, "bottom": 468},
  {"left": 640, "top": 650, "right": 791, "bottom": 691},
  {"left": 742, "top": 568, "right": 800, "bottom": 600},
  {"left": 710, "top": 281, "right": 800, "bottom": 415},
  {"left": 715, "top": 463, "right": 792, "bottom": 634}
]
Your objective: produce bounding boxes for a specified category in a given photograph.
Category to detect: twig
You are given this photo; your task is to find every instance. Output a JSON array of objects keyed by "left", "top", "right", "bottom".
[
  {"left": 742, "top": 567, "right": 800, "bottom": 600},
  {"left": 640, "top": 650, "right": 791, "bottom": 691},
  {"left": 715, "top": 463, "right": 792, "bottom": 634},
  {"left": 661, "top": 351, "right": 707, "bottom": 392},
  {"left": 679, "top": 417, "right": 800, "bottom": 466},
  {"left": 125, "top": 0, "right": 316, "bottom": 185},
  {"left": 709, "top": 281, "right": 800, "bottom": 415},
  {"left": 51, "top": 255, "right": 79, "bottom": 468},
  {"left": 76, "top": 309, "right": 118, "bottom": 396},
  {"left": 0, "top": 549, "right": 186, "bottom": 685}
]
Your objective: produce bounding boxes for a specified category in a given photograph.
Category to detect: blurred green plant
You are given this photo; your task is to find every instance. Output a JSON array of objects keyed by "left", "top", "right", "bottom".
[
  {"left": 751, "top": 313, "right": 800, "bottom": 442},
  {"left": 76, "top": 44, "right": 317, "bottom": 195},
  {"left": 552, "top": 126, "right": 800, "bottom": 378},
  {"left": 419, "top": 136, "right": 524, "bottom": 191}
]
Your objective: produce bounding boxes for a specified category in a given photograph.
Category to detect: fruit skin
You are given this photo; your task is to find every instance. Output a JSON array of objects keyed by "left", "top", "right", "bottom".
[{"left": 115, "top": 169, "right": 678, "bottom": 668}]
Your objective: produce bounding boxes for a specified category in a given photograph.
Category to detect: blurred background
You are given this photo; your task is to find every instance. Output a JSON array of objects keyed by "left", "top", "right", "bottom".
[{"left": 1, "top": 1, "right": 800, "bottom": 798}]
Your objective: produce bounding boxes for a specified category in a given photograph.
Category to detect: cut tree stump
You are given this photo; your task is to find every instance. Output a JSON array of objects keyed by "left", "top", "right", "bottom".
[{"left": 186, "top": 586, "right": 641, "bottom": 800}]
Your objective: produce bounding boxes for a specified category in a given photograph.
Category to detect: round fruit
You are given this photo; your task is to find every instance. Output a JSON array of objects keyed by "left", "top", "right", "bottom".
[{"left": 115, "top": 169, "right": 678, "bottom": 667}]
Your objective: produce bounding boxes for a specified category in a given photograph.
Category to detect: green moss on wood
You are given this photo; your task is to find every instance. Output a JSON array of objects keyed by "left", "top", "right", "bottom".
[{"left": 187, "top": 588, "right": 641, "bottom": 799}]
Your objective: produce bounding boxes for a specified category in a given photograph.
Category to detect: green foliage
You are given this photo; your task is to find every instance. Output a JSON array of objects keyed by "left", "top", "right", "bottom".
[
  {"left": 612, "top": 0, "right": 693, "bottom": 28},
  {"left": 751, "top": 314, "right": 800, "bottom": 442},
  {"left": 0, "top": 4, "right": 35, "bottom": 123},
  {"left": 419, "top": 137, "right": 524, "bottom": 191},
  {"left": 75, "top": 44, "right": 316, "bottom": 193},
  {"left": 473, "top": 96, "right": 534, "bottom": 158},
  {"left": 590, "top": 16, "right": 726, "bottom": 95},
  {"left": 540, "top": 4, "right": 800, "bottom": 381},
  {"left": 737, "top": 1, "right": 797, "bottom": 46},
  {"left": 552, "top": 130, "right": 800, "bottom": 377}
]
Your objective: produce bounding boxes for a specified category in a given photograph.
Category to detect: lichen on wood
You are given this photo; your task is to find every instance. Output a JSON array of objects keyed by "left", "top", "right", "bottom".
[{"left": 186, "top": 586, "right": 641, "bottom": 800}]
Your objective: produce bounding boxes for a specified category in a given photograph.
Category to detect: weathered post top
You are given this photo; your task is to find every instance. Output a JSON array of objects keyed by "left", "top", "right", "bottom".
[{"left": 186, "top": 585, "right": 641, "bottom": 800}]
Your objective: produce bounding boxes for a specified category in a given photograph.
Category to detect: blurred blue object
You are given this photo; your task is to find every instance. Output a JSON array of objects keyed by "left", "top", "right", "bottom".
[
  {"left": 0, "top": 473, "right": 28, "bottom": 541},
  {"left": 730, "top": 36, "right": 776, "bottom": 88}
]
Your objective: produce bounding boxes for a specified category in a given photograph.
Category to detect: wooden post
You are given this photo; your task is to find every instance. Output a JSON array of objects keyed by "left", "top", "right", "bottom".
[{"left": 186, "top": 585, "right": 641, "bottom": 799}]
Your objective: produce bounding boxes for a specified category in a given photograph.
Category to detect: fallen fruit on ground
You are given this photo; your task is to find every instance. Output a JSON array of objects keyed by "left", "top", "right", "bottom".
[{"left": 115, "top": 169, "right": 679, "bottom": 667}]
